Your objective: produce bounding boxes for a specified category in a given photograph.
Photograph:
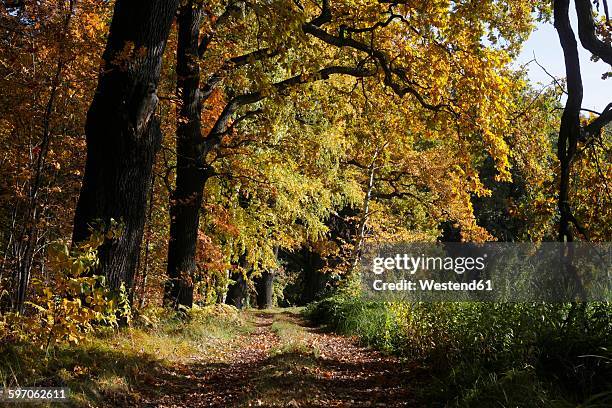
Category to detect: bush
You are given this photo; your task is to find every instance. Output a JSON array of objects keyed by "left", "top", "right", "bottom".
[{"left": 2, "top": 226, "right": 130, "bottom": 349}]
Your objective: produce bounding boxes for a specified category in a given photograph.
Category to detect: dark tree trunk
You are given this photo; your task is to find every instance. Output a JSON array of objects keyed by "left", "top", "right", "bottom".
[
  {"left": 164, "top": 1, "right": 210, "bottom": 309},
  {"left": 72, "top": 0, "right": 179, "bottom": 294},
  {"left": 226, "top": 271, "right": 247, "bottom": 309},
  {"left": 553, "top": 0, "right": 587, "bottom": 300},
  {"left": 301, "top": 250, "right": 326, "bottom": 304},
  {"left": 255, "top": 246, "right": 278, "bottom": 309},
  {"left": 255, "top": 271, "right": 274, "bottom": 309},
  {"left": 554, "top": 0, "right": 583, "bottom": 244},
  {"left": 552, "top": 0, "right": 612, "bottom": 245}
]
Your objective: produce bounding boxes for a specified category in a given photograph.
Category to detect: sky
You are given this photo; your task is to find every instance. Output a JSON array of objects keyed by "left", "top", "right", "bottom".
[{"left": 516, "top": 13, "right": 611, "bottom": 112}]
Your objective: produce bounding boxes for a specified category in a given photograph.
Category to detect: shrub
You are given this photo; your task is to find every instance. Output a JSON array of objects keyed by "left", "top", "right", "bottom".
[
  {"left": 306, "top": 296, "right": 612, "bottom": 406},
  {"left": 1, "top": 224, "right": 130, "bottom": 349}
]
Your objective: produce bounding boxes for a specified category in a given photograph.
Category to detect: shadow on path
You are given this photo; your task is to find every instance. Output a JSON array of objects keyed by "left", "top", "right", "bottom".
[{"left": 137, "top": 310, "right": 429, "bottom": 407}]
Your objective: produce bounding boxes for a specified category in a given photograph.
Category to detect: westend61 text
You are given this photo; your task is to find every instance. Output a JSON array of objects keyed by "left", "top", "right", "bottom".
[{"left": 372, "top": 279, "right": 493, "bottom": 292}]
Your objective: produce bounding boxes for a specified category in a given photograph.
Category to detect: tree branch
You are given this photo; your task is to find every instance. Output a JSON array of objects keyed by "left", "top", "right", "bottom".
[
  {"left": 198, "top": 1, "right": 243, "bottom": 58},
  {"left": 310, "top": 0, "right": 331, "bottom": 26},
  {"left": 303, "top": 13, "right": 451, "bottom": 112},
  {"left": 582, "top": 102, "right": 612, "bottom": 140},
  {"left": 575, "top": 0, "right": 612, "bottom": 65},
  {"left": 229, "top": 48, "right": 278, "bottom": 66},
  {"left": 555, "top": 0, "right": 585, "bottom": 242},
  {"left": 200, "top": 48, "right": 279, "bottom": 103},
  {"left": 202, "top": 65, "right": 375, "bottom": 158}
]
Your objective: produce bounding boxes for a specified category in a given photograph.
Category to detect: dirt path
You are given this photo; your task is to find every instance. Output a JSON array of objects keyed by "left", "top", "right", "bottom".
[{"left": 137, "top": 310, "right": 425, "bottom": 407}]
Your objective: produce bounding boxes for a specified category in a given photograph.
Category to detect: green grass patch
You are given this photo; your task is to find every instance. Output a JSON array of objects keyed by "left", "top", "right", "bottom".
[
  {"left": 306, "top": 296, "right": 612, "bottom": 407},
  {"left": 268, "top": 311, "right": 320, "bottom": 357}
]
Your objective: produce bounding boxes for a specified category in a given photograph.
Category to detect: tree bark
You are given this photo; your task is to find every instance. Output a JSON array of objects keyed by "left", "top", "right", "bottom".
[
  {"left": 553, "top": 0, "right": 587, "bottom": 300},
  {"left": 164, "top": 1, "right": 210, "bottom": 309},
  {"left": 226, "top": 271, "right": 248, "bottom": 309},
  {"left": 554, "top": 0, "right": 583, "bottom": 243},
  {"left": 138, "top": 173, "right": 155, "bottom": 309},
  {"left": 301, "top": 250, "right": 326, "bottom": 304},
  {"left": 255, "top": 246, "right": 278, "bottom": 309},
  {"left": 349, "top": 146, "right": 382, "bottom": 275},
  {"left": 72, "top": 0, "right": 179, "bottom": 294},
  {"left": 575, "top": 0, "right": 612, "bottom": 65},
  {"left": 255, "top": 271, "right": 275, "bottom": 309}
]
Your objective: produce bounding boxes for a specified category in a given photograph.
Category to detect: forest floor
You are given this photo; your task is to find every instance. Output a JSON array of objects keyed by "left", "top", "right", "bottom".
[
  {"left": 1, "top": 307, "right": 430, "bottom": 407},
  {"left": 131, "top": 309, "right": 427, "bottom": 407}
]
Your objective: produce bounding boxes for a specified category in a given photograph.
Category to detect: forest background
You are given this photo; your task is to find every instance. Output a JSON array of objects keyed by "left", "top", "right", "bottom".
[{"left": 0, "top": 0, "right": 610, "bottom": 406}]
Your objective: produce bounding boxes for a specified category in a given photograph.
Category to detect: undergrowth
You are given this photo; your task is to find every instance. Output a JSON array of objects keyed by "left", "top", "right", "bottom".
[
  {"left": 0, "top": 304, "right": 250, "bottom": 406},
  {"left": 306, "top": 295, "right": 612, "bottom": 407}
]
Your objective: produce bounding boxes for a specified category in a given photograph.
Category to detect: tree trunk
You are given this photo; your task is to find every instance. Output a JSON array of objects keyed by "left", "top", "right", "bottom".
[
  {"left": 72, "top": 0, "right": 179, "bottom": 294},
  {"left": 349, "top": 146, "right": 381, "bottom": 275},
  {"left": 226, "top": 271, "right": 248, "bottom": 309},
  {"left": 138, "top": 173, "right": 155, "bottom": 309},
  {"left": 255, "top": 271, "right": 274, "bottom": 309},
  {"left": 553, "top": 0, "right": 586, "bottom": 300},
  {"left": 164, "top": 1, "right": 209, "bottom": 309},
  {"left": 554, "top": 0, "right": 583, "bottom": 244},
  {"left": 301, "top": 250, "right": 326, "bottom": 304},
  {"left": 255, "top": 246, "right": 279, "bottom": 309}
]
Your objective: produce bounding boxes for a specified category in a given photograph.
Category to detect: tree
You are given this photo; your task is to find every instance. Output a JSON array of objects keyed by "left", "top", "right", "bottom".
[
  {"left": 164, "top": 0, "right": 208, "bottom": 309},
  {"left": 71, "top": 0, "right": 179, "bottom": 296},
  {"left": 553, "top": 0, "right": 610, "bottom": 242},
  {"left": 254, "top": 246, "right": 278, "bottom": 309},
  {"left": 552, "top": 0, "right": 611, "bottom": 299},
  {"left": 163, "top": 1, "right": 372, "bottom": 308},
  {"left": 1, "top": 0, "right": 74, "bottom": 312},
  {"left": 162, "top": 0, "right": 542, "bottom": 308},
  {"left": 0, "top": 0, "right": 110, "bottom": 311}
]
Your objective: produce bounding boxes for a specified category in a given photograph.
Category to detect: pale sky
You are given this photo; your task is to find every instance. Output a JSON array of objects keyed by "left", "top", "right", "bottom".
[{"left": 516, "top": 14, "right": 611, "bottom": 112}]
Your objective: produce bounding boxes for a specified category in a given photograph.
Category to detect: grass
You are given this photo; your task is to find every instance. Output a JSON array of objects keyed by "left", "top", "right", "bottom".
[
  {"left": 0, "top": 304, "right": 252, "bottom": 406},
  {"left": 232, "top": 309, "right": 329, "bottom": 406},
  {"left": 306, "top": 295, "right": 612, "bottom": 407},
  {"left": 267, "top": 309, "right": 321, "bottom": 357},
  {"left": 5, "top": 301, "right": 608, "bottom": 407}
]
